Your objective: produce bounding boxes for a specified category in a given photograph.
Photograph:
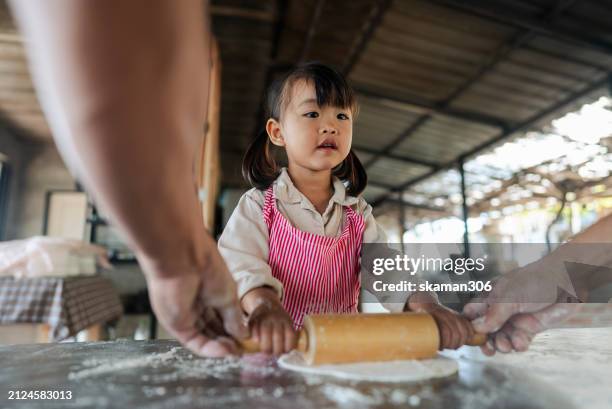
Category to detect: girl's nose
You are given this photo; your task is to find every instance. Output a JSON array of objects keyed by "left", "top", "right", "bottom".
[{"left": 320, "top": 126, "right": 337, "bottom": 134}]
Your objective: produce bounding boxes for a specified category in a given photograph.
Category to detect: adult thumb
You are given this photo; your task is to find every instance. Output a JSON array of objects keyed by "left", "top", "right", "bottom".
[
  {"left": 219, "top": 299, "right": 249, "bottom": 340},
  {"left": 203, "top": 276, "right": 248, "bottom": 340},
  {"left": 463, "top": 301, "right": 488, "bottom": 320},
  {"left": 471, "top": 303, "right": 519, "bottom": 333}
]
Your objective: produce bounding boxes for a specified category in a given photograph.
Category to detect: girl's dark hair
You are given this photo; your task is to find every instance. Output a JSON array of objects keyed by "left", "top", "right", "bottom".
[{"left": 242, "top": 62, "right": 367, "bottom": 196}]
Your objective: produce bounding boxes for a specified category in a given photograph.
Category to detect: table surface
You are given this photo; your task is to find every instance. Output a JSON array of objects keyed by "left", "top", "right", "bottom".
[{"left": 1, "top": 327, "right": 610, "bottom": 409}]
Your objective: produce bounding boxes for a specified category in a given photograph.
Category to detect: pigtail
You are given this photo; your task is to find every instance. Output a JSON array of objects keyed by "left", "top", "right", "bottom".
[
  {"left": 333, "top": 149, "right": 367, "bottom": 197},
  {"left": 242, "top": 130, "right": 280, "bottom": 190}
]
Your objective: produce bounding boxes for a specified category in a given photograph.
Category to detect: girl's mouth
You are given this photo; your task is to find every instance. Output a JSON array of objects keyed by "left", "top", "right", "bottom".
[{"left": 317, "top": 139, "right": 337, "bottom": 150}]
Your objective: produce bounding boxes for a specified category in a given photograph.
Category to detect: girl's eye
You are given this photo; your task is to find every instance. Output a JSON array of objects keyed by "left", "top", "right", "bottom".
[
  {"left": 304, "top": 112, "right": 319, "bottom": 118},
  {"left": 337, "top": 113, "right": 350, "bottom": 120}
]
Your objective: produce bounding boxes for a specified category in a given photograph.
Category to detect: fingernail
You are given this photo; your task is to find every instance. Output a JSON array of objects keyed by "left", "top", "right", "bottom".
[{"left": 514, "top": 333, "right": 529, "bottom": 352}]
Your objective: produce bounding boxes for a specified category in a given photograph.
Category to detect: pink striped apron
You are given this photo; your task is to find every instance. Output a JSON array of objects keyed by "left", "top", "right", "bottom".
[{"left": 263, "top": 186, "right": 366, "bottom": 329}]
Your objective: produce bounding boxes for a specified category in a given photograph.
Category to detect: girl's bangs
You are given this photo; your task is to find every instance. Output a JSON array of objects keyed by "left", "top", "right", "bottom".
[
  {"left": 285, "top": 63, "right": 357, "bottom": 114},
  {"left": 311, "top": 73, "right": 355, "bottom": 111}
]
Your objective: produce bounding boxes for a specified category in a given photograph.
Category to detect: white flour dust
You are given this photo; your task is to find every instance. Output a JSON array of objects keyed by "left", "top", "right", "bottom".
[
  {"left": 69, "top": 348, "right": 181, "bottom": 380},
  {"left": 320, "top": 385, "right": 384, "bottom": 407},
  {"left": 454, "top": 328, "right": 612, "bottom": 409},
  {"left": 68, "top": 348, "right": 278, "bottom": 381},
  {"left": 319, "top": 385, "right": 431, "bottom": 408},
  {"left": 388, "top": 389, "right": 421, "bottom": 406}
]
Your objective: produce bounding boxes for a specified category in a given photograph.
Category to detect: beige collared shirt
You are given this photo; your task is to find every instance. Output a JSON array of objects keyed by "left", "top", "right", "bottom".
[{"left": 218, "top": 168, "right": 408, "bottom": 310}]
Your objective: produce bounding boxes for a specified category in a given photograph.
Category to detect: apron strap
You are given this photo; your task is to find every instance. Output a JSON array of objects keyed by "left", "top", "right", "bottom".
[{"left": 262, "top": 186, "right": 275, "bottom": 230}]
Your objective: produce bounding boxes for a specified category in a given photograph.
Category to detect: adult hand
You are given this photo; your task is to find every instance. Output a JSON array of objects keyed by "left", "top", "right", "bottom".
[
  {"left": 463, "top": 260, "right": 584, "bottom": 355},
  {"left": 465, "top": 302, "right": 579, "bottom": 355},
  {"left": 141, "top": 234, "right": 249, "bottom": 357}
]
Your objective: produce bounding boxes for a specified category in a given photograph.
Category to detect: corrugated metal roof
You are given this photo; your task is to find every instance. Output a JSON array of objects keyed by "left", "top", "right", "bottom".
[
  {"left": 353, "top": 96, "right": 423, "bottom": 150},
  {"left": 394, "top": 116, "right": 497, "bottom": 162},
  {"left": 0, "top": 0, "right": 610, "bottom": 203},
  {"left": 361, "top": 184, "right": 389, "bottom": 203},
  {"left": 367, "top": 158, "right": 430, "bottom": 186}
]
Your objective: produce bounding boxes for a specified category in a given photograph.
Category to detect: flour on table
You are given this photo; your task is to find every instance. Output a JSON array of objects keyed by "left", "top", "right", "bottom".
[
  {"left": 68, "top": 348, "right": 278, "bottom": 381},
  {"left": 277, "top": 351, "right": 458, "bottom": 382},
  {"left": 68, "top": 347, "right": 181, "bottom": 380},
  {"left": 320, "top": 385, "right": 384, "bottom": 407}
]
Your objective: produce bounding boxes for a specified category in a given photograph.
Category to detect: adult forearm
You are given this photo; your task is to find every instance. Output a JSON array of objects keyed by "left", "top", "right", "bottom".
[
  {"left": 11, "top": 0, "right": 211, "bottom": 273},
  {"left": 541, "top": 213, "right": 612, "bottom": 292}
]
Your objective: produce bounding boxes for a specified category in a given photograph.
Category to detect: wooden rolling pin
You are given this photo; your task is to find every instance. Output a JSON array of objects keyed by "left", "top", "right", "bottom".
[{"left": 240, "top": 312, "right": 487, "bottom": 365}]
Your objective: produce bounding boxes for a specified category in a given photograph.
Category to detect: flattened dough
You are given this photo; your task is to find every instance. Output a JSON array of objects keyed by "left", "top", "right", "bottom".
[{"left": 278, "top": 351, "right": 458, "bottom": 383}]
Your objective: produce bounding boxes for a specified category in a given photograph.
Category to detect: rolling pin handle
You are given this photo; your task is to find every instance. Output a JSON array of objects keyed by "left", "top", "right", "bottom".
[{"left": 238, "top": 338, "right": 260, "bottom": 354}]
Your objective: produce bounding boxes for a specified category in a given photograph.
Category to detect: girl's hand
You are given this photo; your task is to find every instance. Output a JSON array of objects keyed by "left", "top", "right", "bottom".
[
  {"left": 242, "top": 287, "right": 298, "bottom": 356},
  {"left": 405, "top": 292, "right": 475, "bottom": 350},
  {"left": 249, "top": 302, "right": 297, "bottom": 355}
]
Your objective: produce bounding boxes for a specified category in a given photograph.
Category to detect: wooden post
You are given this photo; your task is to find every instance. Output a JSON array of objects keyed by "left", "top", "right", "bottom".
[{"left": 197, "top": 37, "right": 222, "bottom": 231}]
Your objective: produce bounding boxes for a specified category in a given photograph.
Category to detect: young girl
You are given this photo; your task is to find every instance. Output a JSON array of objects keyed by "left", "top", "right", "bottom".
[{"left": 218, "top": 62, "right": 474, "bottom": 355}]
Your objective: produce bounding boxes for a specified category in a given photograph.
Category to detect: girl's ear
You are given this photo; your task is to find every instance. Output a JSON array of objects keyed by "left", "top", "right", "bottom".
[{"left": 266, "top": 118, "right": 285, "bottom": 147}]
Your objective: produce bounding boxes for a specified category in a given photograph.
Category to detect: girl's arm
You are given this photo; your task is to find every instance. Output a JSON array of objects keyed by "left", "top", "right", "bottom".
[
  {"left": 218, "top": 190, "right": 296, "bottom": 354},
  {"left": 218, "top": 190, "right": 284, "bottom": 301},
  {"left": 404, "top": 291, "right": 475, "bottom": 350}
]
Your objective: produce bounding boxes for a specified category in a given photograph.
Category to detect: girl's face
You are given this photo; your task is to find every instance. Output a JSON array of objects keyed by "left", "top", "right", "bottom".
[{"left": 267, "top": 79, "right": 353, "bottom": 173}]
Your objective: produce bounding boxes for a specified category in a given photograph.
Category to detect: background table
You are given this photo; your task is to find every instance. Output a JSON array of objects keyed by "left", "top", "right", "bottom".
[{"left": 0, "top": 276, "right": 122, "bottom": 341}]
